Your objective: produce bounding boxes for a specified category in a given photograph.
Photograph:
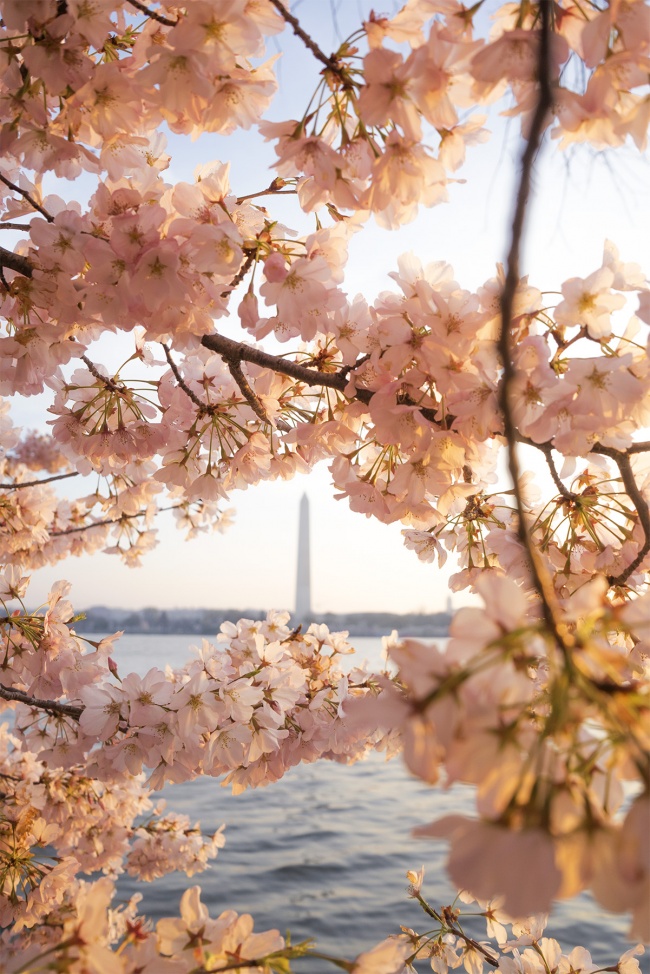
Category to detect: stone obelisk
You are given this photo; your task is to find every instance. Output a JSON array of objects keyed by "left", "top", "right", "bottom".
[{"left": 295, "top": 493, "right": 312, "bottom": 619}]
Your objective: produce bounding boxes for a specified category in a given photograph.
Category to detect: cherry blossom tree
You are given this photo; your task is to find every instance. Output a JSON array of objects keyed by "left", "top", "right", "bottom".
[{"left": 0, "top": 0, "right": 648, "bottom": 971}]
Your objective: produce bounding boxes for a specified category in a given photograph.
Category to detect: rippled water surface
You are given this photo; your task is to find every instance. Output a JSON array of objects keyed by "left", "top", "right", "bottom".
[{"left": 113, "top": 634, "right": 639, "bottom": 970}]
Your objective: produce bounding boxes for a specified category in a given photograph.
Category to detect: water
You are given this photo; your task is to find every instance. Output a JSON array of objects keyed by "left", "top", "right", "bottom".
[{"left": 111, "top": 634, "right": 640, "bottom": 970}]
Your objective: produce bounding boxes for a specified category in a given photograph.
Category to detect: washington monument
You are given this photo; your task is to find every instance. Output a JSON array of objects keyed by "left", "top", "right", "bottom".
[{"left": 295, "top": 493, "right": 312, "bottom": 618}]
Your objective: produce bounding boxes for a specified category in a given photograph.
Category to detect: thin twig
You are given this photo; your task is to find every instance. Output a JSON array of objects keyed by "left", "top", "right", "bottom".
[
  {"left": 50, "top": 510, "right": 147, "bottom": 538},
  {"left": 416, "top": 896, "right": 498, "bottom": 969},
  {"left": 268, "top": 0, "right": 344, "bottom": 76},
  {"left": 225, "top": 356, "right": 283, "bottom": 429},
  {"left": 162, "top": 343, "right": 215, "bottom": 415},
  {"left": 496, "top": 3, "right": 570, "bottom": 648},
  {"left": 592, "top": 446, "right": 650, "bottom": 586},
  {"left": 219, "top": 250, "right": 256, "bottom": 300},
  {"left": 0, "top": 684, "right": 82, "bottom": 720},
  {"left": 0, "top": 471, "right": 78, "bottom": 490},
  {"left": 125, "top": 0, "right": 177, "bottom": 27},
  {"left": 0, "top": 222, "right": 32, "bottom": 231},
  {"left": 0, "top": 174, "right": 53, "bottom": 222},
  {"left": 539, "top": 442, "right": 576, "bottom": 501},
  {"left": 81, "top": 354, "right": 121, "bottom": 392},
  {"left": 50, "top": 504, "right": 181, "bottom": 539}
]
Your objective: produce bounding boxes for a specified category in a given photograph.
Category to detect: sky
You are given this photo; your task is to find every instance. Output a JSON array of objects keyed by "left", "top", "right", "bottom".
[{"left": 14, "top": 2, "right": 650, "bottom": 615}]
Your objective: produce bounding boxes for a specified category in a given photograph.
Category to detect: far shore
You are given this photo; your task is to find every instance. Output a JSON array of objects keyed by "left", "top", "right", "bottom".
[{"left": 74, "top": 606, "right": 453, "bottom": 638}]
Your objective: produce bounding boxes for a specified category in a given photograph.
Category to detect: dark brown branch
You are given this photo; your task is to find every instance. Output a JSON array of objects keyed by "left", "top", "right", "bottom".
[
  {"left": 415, "top": 896, "right": 498, "bottom": 969},
  {"left": 226, "top": 356, "right": 281, "bottom": 429},
  {"left": 50, "top": 503, "right": 184, "bottom": 540},
  {"left": 125, "top": 0, "right": 177, "bottom": 27},
  {"left": 538, "top": 442, "right": 576, "bottom": 501},
  {"left": 162, "top": 343, "right": 215, "bottom": 415},
  {"left": 496, "top": 3, "right": 569, "bottom": 648},
  {"left": 0, "top": 683, "right": 82, "bottom": 720},
  {"left": 591, "top": 446, "right": 650, "bottom": 586},
  {"left": 219, "top": 250, "right": 255, "bottom": 300},
  {"left": 268, "top": 0, "right": 344, "bottom": 76},
  {"left": 0, "top": 471, "right": 78, "bottom": 490},
  {"left": 81, "top": 354, "right": 121, "bottom": 392},
  {"left": 202, "top": 332, "right": 356, "bottom": 392},
  {"left": 201, "top": 333, "right": 444, "bottom": 426},
  {"left": 0, "top": 244, "right": 32, "bottom": 277},
  {"left": 50, "top": 509, "right": 148, "bottom": 539},
  {"left": 0, "top": 222, "right": 32, "bottom": 231},
  {"left": 0, "top": 173, "right": 53, "bottom": 222}
]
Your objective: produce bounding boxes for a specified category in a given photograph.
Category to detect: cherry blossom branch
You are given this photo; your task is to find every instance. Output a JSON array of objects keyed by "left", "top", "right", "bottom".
[
  {"left": 414, "top": 895, "right": 498, "bottom": 968},
  {"left": 80, "top": 354, "right": 121, "bottom": 392},
  {"left": 0, "top": 173, "right": 53, "bottom": 222},
  {"left": 0, "top": 683, "right": 81, "bottom": 720},
  {"left": 162, "top": 343, "right": 216, "bottom": 415},
  {"left": 201, "top": 332, "right": 366, "bottom": 395},
  {"left": 0, "top": 471, "right": 78, "bottom": 489},
  {"left": 50, "top": 510, "right": 150, "bottom": 538},
  {"left": 49, "top": 502, "right": 188, "bottom": 539},
  {"left": 225, "top": 355, "right": 279, "bottom": 428},
  {"left": 0, "top": 244, "right": 33, "bottom": 278},
  {"left": 592, "top": 446, "right": 650, "bottom": 586},
  {"left": 0, "top": 222, "right": 32, "bottom": 231},
  {"left": 200, "top": 335, "right": 443, "bottom": 431},
  {"left": 268, "top": 0, "right": 344, "bottom": 76},
  {"left": 236, "top": 179, "right": 295, "bottom": 205},
  {"left": 538, "top": 442, "right": 576, "bottom": 501},
  {"left": 219, "top": 250, "right": 256, "bottom": 299},
  {"left": 125, "top": 0, "right": 177, "bottom": 27},
  {"left": 496, "top": 1, "right": 570, "bottom": 648}
]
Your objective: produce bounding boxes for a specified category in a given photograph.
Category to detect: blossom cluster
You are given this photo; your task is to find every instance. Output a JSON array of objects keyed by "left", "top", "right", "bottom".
[
  {"left": 0, "top": 573, "right": 393, "bottom": 941},
  {"left": 350, "top": 573, "right": 650, "bottom": 941},
  {"left": 1, "top": 575, "right": 390, "bottom": 792}
]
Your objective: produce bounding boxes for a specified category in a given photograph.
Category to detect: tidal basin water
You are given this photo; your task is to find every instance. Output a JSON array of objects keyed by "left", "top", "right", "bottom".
[{"left": 113, "top": 634, "right": 638, "bottom": 970}]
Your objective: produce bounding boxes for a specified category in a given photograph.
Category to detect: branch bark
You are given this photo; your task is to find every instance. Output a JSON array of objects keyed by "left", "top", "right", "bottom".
[
  {"left": 496, "top": 2, "right": 571, "bottom": 649},
  {"left": 0, "top": 245, "right": 33, "bottom": 278},
  {"left": 0, "top": 174, "right": 53, "bottom": 222},
  {"left": 0, "top": 471, "right": 78, "bottom": 490},
  {"left": 0, "top": 683, "right": 82, "bottom": 720},
  {"left": 592, "top": 446, "right": 650, "bottom": 586},
  {"left": 125, "top": 0, "right": 177, "bottom": 27},
  {"left": 268, "top": 0, "right": 344, "bottom": 77}
]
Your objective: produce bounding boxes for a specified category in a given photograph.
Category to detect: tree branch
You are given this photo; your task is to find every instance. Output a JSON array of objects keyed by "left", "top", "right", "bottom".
[
  {"left": 50, "top": 509, "right": 150, "bottom": 539},
  {"left": 0, "top": 244, "right": 33, "bottom": 278},
  {"left": 125, "top": 0, "right": 177, "bottom": 27},
  {"left": 219, "top": 250, "right": 256, "bottom": 300},
  {"left": 162, "top": 343, "right": 216, "bottom": 415},
  {"left": 81, "top": 354, "right": 121, "bottom": 392},
  {"left": 591, "top": 446, "right": 650, "bottom": 586},
  {"left": 0, "top": 222, "right": 32, "bottom": 231},
  {"left": 268, "top": 0, "right": 345, "bottom": 77},
  {"left": 0, "top": 471, "right": 78, "bottom": 490},
  {"left": 0, "top": 173, "right": 53, "bottom": 222},
  {"left": 225, "top": 355, "right": 283, "bottom": 429},
  {"left": 538, "top": 442, "right": 576, "bottom": 501},
  {"left": 496, "top": 3, "right": 570, "bottom": 648},
  {"left": 201, "top": 332, "right": 367, "bottom": 397},
  {"left": 0, "top": 683, "right": 82, "bottom": 720}
]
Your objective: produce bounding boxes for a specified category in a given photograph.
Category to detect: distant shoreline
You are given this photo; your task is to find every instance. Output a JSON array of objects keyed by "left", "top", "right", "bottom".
[{"left": 74, "top": 606, "right": 452, "bottom": 638}]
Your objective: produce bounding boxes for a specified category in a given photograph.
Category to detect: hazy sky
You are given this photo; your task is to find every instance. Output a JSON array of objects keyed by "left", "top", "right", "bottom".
[{"left": 16, "top": 3, "right": 650, "bottom": 615}]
